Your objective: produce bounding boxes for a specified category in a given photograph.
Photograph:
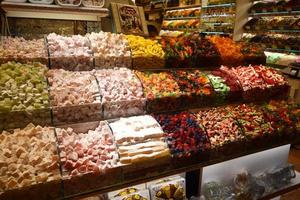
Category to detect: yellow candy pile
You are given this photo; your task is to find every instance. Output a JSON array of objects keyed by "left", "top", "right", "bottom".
[{"left": 125, "top": 35, "right": 165, "bottom": 69}]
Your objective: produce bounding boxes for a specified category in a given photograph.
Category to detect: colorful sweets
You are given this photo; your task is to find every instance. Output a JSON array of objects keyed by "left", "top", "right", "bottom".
[
  {"left": 208, "top": 36, "right": 243, "bottom": 66},
  {"left": 195, "top": 107, "right": 244, "bottom": 148},
  {"left": 154, "top": 112, "right": 211, "bottom": 158},
  {"left": 220, "top": 65, "right": 268, "bottom": 101},
  {"left": 228, "top": 104, "right": 274, "bottom": 138},
  {"left": 135, "top": 71, "right": 182, "bottom": 112}
]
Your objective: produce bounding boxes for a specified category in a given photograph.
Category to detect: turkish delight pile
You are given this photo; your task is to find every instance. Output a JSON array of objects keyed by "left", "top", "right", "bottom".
[
  {"left": 95, "top": 68, "right": 145, "bottom": 118},
  {"left": 109, "top": 115, "right": 170, "bottom": 165},
  {"left": 0, "top": 37, "right": 47, "bottom": 64},
  {"left": 87, "top": 32, "right": 131, "bottom": 68},
  {"left": 56, "top": 121, "right": 119, "bottom": 177},
  {"left": 47, "top": 33, "right": 93, "bottom": 71},
  {"left": 0, "top": 124, "right": 61, "bottom": 192}
]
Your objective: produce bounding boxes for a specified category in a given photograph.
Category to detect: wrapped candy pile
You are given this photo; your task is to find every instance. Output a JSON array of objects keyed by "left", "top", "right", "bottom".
[
  {"left": 56, "top": 121, "right": 119, "bottom": 177},
  {"left": 207, "top": 74, "right": 230, "bottom": 103},
  {"left": 135, "top": 71, "right": 182, "bottom": 112},
  {"left": 154, "top": 112, "right": 211, "bottom": 158},
  {"left": 208, "top": 36, "right": 243, "bottom": 66},
  {"left": 47, "top": 33, "right": 93, "bottom": 71},
  {"left": 109, "top": 115, "right": 170, "bottom": 165},
  {"left": 87, "top": 32, "right": 131, "bottom": 68},
  {"left": 95, "top": 68, "right": 145, "bottom": 118},
  {"left": 195, "top": 107, "right": 244, "bottom": 148},
  {"left": 0, "top": 124, "right": 61, "bottom": 193},
  {"left": 0, "top": 37, "right": 47, "bottom": 65},
  {"left": 46, "top": 69, "right": 101, "bottom": 124},
  {"left": 0, "top": 62, "right": 50, "bottom": 130},
  {"left": 228, "top": 104, "right": 274, "bottom": 139},
  {"left": 126, "top": 35, "right": 165, "bottom": 69},
  {"left": 253, "top": 65, "right": 290, "bottom": 98},
  {"left": 220, "top": 65, "right": 268, "bottom": 101}
]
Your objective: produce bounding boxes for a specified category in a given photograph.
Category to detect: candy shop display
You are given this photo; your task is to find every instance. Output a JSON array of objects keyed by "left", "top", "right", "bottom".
[
  {"left": 95, "top": 68, "right": 145, "bottom": 119},
  {"left": 220, "top": 65, "right": 268, "bottom": 101},
  {"left": 135, "top": 71, "right": 182, "bottom": 112},
  {"left": 46, "top": 69, "right": 101, "bottom": 124},
  {"left": 0, "top": 37, "right": 47, "bottom": 65},
  {"left": 109, "top": 115, "right": 170, "bottom": 166},
  {"left": 148, "top": 176, "right": 185, "bottom": 200},
  {"left": 125, "top": 35, "right": 165, "bottom": 69},
  {"left": 0, "top": 62, "right": 51, "bottom": 130},
  {"left": 154, "top": 112, "right": 211, "bottom": 159},
  {"left": 228, "top": 104, "right": 274, "bottom": 140},
  {"left": 0, "top": 124, "right": 61, "bottom": 199},
  {"left": 207, "top": 36, "right": 243, "bottom": 66},
  {"left": 207, "top": 74, "right": 230, "bottom": 103},
  {"left": 47, "top": 33, "right": 93, "bottom": 71},
  {"left": 195, "top": 107, "right": 244, "bottom": 148},
  {"left": 56, "top": 121, "right": 119, "bottom": 194},
  {"left": 172, "top": 70, "right": 214, "bottom": 107},
  {"left": 87, "top": 32, "right": 131, "bottom": 68}
]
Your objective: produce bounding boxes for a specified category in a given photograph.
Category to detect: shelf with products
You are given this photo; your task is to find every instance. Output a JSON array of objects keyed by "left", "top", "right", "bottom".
[
  {"left": 202, "top": 2, "right": 235, "bottom": 8},
  {"left": 1, "top": 32, "right": 299, "bottom": 200},
  {"left": 249, "top": 10, "right": 300, "bottom": 17},
  {"left": 165, "top": 4, "right": 202, "bottom": 11},
  {"left": 249, "top": 0, "right": 300, "bottom": 15},
  {"left": 0, "top": 2, "right": 109, "bottom": 21},
  {"left": 163, "top": 16, "right": 201, "bottom": 20}
]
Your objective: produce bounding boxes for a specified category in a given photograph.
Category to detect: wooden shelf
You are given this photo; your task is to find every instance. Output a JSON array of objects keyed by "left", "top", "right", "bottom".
[{"left": 0, "top": 2, "right": 109, "bottom": 21}]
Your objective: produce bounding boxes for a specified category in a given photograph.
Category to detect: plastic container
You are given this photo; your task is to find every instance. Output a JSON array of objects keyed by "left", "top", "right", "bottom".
[
  {"left": 29, "top": 0, "right": 54, "bottom": 4},
  {"left": 55, "top": 0, "right": 81, "bottom": 7},
  {"left": 82, "top": 0, "right": 104, "bottom": 8}
]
